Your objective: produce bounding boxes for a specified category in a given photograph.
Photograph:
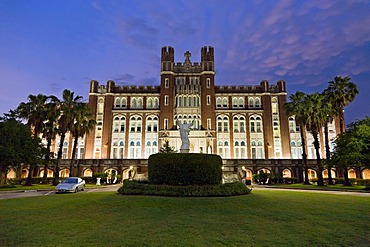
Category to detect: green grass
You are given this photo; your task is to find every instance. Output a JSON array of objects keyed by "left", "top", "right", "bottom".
[
  {"left": 0, "top": 190, "right": 369, "bottom": 247},
  {"left": 270, "top": 183, "right": 369, "bottom": 191}
]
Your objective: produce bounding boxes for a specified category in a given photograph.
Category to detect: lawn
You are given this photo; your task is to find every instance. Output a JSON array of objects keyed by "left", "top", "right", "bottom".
[{"left": 0, "top": 190, "right": 369, "bottom": 247}]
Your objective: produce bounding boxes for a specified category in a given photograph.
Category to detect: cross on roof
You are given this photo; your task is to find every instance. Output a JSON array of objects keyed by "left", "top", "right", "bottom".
[{"left": 184, "top": 51, "right": 191, "bottom": 62}]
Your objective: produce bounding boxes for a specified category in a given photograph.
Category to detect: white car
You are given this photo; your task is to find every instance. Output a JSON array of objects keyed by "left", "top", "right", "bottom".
[{"left": 55, "top": 177, "right": 85, "bottom": 193}]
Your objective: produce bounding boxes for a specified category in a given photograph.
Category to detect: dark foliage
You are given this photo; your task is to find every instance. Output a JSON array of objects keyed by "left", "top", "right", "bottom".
[{"left": 148, "top": 153, "right": 222, "bottom": 185}]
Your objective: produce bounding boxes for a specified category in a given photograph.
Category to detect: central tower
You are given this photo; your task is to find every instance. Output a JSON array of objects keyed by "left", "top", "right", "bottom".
[{"left": 159, "top": 46, "right": 216, "bottom": 153}]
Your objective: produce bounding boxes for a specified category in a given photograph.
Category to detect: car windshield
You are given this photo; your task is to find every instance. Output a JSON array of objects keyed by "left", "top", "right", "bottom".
[{"left": 63, "top": 178, "right": 78, "bottom": 184}]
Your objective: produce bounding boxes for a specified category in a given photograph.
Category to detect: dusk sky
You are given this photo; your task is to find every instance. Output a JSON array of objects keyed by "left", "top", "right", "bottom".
[{"left": 0, "top": 0, "right": 369, "bottom": 123}]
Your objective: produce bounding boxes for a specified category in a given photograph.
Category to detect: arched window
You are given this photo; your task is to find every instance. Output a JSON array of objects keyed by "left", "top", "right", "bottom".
[
  {"left": 115, "top": 98, "right": 121, "bottom": 108},
  {"left": 255, "top": 97, "right": 261, "bottom": 107},
  {"left": 239, "top": 97, "right": 244, "bottom": 108},
  {"left": 217, "top": 140, "right": 230, "bottom": 158},
  {"left": 154, "top": 98, "right": 159, "bottom": 108},
  {"left": 137, "top": 98, "right": 143, "bottom": 108},
  {"left": 234, "top": 140, "right": 246, "bottom": 158},
  {"left": 248, "top": 97, "right": 254, "bottom": 108},
  {"left": 216, "top": 97, "right": 222, "bottom": 108},
  {"left": 146, "top": 116, "right": 158, "bottom": 133},
  {"left": 232, "top": 97, "right": 238, "bottom": 108},
  {"left": 222, "top": 97, "right": 228, "bottom": 108},
  {"left": 233, "top": 115, "right": 245, "bottom": 133},
  {"left": 147, "top": 98, "right": 153, "bottom": 108},
  {"left": 217, "top": 115, "right": 229, "bottom": 132},
  {"left": 121, "top": 98, "right": 127, "bottom": 108},
  {"left": 131, "top": 98, "right": 137, "bottom": 108},
  {"left": 251, "top": 139, "right": 263, "bottom": 159},
  {"left": 130, "top": 116, "right": 142, "bottom": 132}
]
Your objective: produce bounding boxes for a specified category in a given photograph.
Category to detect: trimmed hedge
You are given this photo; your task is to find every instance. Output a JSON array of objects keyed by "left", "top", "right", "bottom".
[
  {"left": 148, "top": 153, "right": 222, "bottom": 185},
  {"left": 118, "top": 180, "right": 251, "bottom": 197}
]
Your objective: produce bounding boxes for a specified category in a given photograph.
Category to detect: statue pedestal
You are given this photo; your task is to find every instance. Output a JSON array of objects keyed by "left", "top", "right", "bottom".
[{"left": 180, "top": 149, "right": 190, "bottom": 153}]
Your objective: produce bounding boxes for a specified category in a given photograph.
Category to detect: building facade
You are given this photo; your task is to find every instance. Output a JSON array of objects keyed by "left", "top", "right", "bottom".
[
  {"left": 83, "top": 46, "right": 338, "bottom": 162},
  {"left": 12, "top": 46, "right": 370, "bottom": 182}
]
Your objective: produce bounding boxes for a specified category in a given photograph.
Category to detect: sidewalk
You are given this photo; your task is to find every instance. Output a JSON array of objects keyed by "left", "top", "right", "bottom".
[{"left": 252, "top": 184, "right": 370, "bottom": 197}]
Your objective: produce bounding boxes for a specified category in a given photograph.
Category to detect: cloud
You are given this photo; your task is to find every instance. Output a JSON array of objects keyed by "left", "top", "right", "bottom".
[{"left": 119, "top": 17, "right": 159, "bottom": 49}]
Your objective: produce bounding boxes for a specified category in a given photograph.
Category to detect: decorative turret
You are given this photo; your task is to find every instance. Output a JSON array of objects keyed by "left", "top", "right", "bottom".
[
  {"left": 161, "top": 46, "right": 174, "bottom": 71},
  {"left": 201, "top": 46, "right": 214, "bottom": 71}
]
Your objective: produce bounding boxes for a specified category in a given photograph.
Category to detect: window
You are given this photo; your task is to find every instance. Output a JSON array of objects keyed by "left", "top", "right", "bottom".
[
  {"left": 222, "top": 97, "right": 228, "bottom": 108},
  {"left": 115, "top": 98, "right": 121, "bottom": 108},
  {"left": 248, "top": 98, "right": 254, "bottom": 108},
  {"left": 251, "top": 140, "right": 263, "bottom": 159},
  {"left": 234, "top": 140, "right": 246, "bottom": 159},
  {"left": 165, "top": 95, "right": 169, "bottom": 106},
  {"left": 207, "top": 95, "right": 211, "bottom": 105},
  {"left": 255, "top": 97, "right": 261, "bottom": 107},
  {"left": 131, "top": 98, "right": 137, "bottom": 108},
  {"left": 164, "top": 118, "right": 168, "bottom": 130},
  {"left": 216, "top": 97, "right": 222, "bottom": 108},
  {"left": 147, "top": 98, "right": 153, "bottom": 108},
  {"left": 207, "top": 118, "right": 211, "bottom": 130},
  {"left": 217, "top": 115, "right": 229, "bottom": 132},
  {"left": 250, "top": 115, "right": 262, "bottom": 133},
  {"left": 206, "top": 78, "right": 211, "bottom": 88},
  {"left": 154, "top": 98, "right": 159, "bottom": 108},
  {"left": 130, "top": 116, "right": 142, "bottom": 133},
  {"left": 233, "top": 116, "right": 245, "bottom": 133},
  {"left": 121, "top": 98, "right": 127, "bottom": 108},
  {"left": 129, "top": 140, "right": 141, "bottom": 158},
  {"left": 217, "top": 140, "right": 230, "bottom": 158},
  {"left": 165, "top": 78, "right": 169, "bottom": 88},
  {"left": 232, "top": 97, "right": 238, "bottom": 108},
  {"left": 145, "top": 140, "right": 158, "bottom": 158},
  {"left": 289, "top": 117, "right": 295, "bottom": 132},
  {"left": 271, "top": 97, "right": 278, "bottom": 114},
  {"left": 239, "top": 97, "right": 244, "bottom": 108},
  {"left": 146, "top": 116, "right": 158, "bottom": 133}
]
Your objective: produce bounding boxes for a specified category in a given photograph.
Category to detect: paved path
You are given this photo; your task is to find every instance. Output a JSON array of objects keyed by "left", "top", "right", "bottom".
[
  {"left": 0, "top": 184, "right": 121, "bottom": 200},
  {"left": 252, "top": 185, "right": 370, "bottom": 197}
]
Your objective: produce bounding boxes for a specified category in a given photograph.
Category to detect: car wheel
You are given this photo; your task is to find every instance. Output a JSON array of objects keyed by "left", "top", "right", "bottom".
[
  {"left": 81, "top": 185, "right": 85, "bottom": 191},
  {"left": 74, "top": 188, "right": 78, "bottom": 193}
]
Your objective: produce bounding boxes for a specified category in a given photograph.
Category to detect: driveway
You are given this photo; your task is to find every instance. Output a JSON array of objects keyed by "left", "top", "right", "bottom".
[{"left": 0, "top": 184, "right": 122, "bottom": 200}]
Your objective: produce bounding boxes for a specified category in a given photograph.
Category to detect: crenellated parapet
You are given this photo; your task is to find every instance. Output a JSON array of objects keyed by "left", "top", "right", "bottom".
[
  {"left": 89, "top": 80, "right": 160, "bottom": 94},
  {"left": 161, "top": 46, "right": 215, "bottom": 73},
  {"left": 215, "top": 80, "right": 286, "bottom": 93}
]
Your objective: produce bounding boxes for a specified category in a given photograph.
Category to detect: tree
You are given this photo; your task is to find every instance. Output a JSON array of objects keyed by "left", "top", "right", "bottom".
[
  {"left": 324, "top": 76, "right": 359, "bottom": 134},
  {"left": 15, "top": 94, "right": 48, "bottom": 137},
  {"left": 69, "top": 102, "right": 96, "bottom": 177},
  {"left": 0, "top": 118, "right": 44, "bottom": 187},
  {"left": 53, "top": 89, "right": 83, "bottom": 185},
  {"left": 159, "top": 140, "right": 177, "bottom": 153},
  {"left": 41, "top": 97, "right": 60, "bottom": 183},
  {"left": 321, "top": 91, "right": 338, "bottom": 185},
  {"left": 331, "top": 116, "right": 370, "bottom": 186},
  {"left": 305, "top": 93, "right": 328, "bottom": 186},
  {"left": 285, "top": 91, "right": 310, "bottom": 184},
  {"left": 15, "top": 94, "right": 49, "bottom": 184}
]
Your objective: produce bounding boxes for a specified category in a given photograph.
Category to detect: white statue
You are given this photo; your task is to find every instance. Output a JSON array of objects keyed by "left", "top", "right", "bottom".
[{"left": 177, "top": 120, "right": 193, "bottom": 150}]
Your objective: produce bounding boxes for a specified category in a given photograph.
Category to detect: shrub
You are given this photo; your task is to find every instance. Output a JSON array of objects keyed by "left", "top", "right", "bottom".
[
  {"left": 118, "top": 180, "right": 251, "bottom": 197},
  {"left": 148, "top": 153, "right": 222, "bottom": 185}
]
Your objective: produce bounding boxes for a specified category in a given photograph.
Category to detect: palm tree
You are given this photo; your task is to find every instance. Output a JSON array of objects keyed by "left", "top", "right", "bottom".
[
  {"left": 305, "top": 93, "right": 328, "bottom": 186},
  {"left": 324, "top": 76, "right": 359, "bottom": 134},
  {"left": 321, "top": 92, "right": 338, "bottom": 185},
  {"left": 41, "top": 96, "right": 60, "bottom": 183},
  {"left": 16, "top": 94, "right": 48, "bottom": 137},
  {"left": 16, "top": 94, "right": 48, "bottom": 185},
  {"left": 53, "top": 90, "right": 83, "bottom": 185},
  {"left": 284, "top": 91, "right": 310, "bottom": 185},
  {"left": 324, "top": 76, "right": 359, "bottom": 185},
  {"left": 69, "top": 102, "right": 96, "bottom": 177}
]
